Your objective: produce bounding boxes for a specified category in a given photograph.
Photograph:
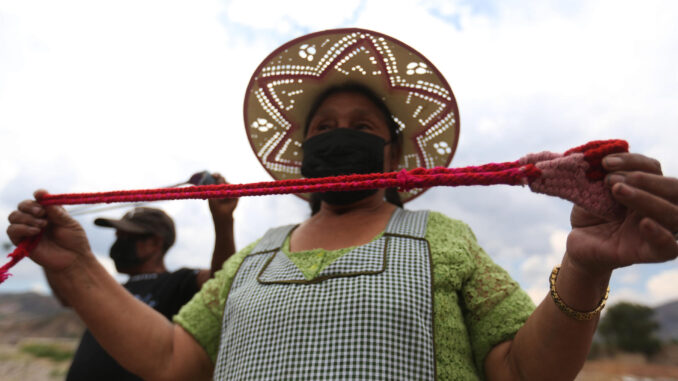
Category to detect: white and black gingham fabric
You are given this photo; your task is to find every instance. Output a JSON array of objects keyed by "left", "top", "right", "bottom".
[{"left": 214, "top": 208, "right": 434, "bottom": 380}]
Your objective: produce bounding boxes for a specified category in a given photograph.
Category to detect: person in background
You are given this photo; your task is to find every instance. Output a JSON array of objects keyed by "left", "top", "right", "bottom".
[{"left": 43, "top": 173, "right": 238, "bottom": 381}]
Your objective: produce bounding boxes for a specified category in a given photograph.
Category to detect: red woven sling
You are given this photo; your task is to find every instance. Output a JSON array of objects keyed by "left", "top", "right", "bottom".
[{"left": 0, "top": 139, "right": 628, "bottom": 283}]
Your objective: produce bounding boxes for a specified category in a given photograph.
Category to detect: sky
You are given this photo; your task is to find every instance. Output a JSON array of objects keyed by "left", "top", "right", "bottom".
[{"left": 1, "top": 0, "right": 677, "bottom": 308}]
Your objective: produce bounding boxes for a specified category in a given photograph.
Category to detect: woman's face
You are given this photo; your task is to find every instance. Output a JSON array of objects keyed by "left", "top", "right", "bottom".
[{"left": 306, "top": 91, "right": 396, "bottom": 171}]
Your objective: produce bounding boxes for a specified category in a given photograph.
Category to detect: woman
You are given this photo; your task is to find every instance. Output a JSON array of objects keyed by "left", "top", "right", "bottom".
[{"left": 7, "top": 28, "right": 678, "bottom": 380}]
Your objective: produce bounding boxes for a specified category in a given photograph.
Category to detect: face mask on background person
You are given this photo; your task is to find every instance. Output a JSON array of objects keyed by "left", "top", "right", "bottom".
[{"left": 110, "top": 235, "right": 145, "bottom": 270}]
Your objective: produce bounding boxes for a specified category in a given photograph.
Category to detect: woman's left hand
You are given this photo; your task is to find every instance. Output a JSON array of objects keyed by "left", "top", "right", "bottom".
[{"left": 566, "top": 153, "right": 678, "bottom": 277}]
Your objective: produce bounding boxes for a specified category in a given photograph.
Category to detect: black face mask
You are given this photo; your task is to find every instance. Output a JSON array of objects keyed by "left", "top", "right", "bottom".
[
  {"left": 301, "top": 128, "right": 387, "bottom": 205},
  {"left": 109, "top": 235, "right": 143, "bottom": 271}
]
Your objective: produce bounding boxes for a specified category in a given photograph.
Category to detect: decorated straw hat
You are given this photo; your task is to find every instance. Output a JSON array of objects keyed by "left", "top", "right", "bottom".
[{"left": 244, "top": 28, "right": 460, "bottom": 203}]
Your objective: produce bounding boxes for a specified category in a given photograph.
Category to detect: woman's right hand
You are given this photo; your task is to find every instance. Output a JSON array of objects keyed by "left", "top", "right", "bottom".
[{"left": 6, "top": 189, "right": 93, "bottom": 273}]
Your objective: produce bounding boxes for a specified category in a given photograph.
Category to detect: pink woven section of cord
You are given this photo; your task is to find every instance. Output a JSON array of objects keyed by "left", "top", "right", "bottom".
[{"left": 519, "top": 151, "right": 625, "bottom": 220}]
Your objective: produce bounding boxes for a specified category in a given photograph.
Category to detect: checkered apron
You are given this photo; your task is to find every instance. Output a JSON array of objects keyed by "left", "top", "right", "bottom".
[{"left": 214, "top": 208, "right": 435, "bottom": 380}]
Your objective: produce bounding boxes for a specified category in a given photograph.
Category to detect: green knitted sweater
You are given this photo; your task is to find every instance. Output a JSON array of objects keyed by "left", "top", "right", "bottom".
[{"left": 174, "top": 211, "right": 535, "bottom": 380}]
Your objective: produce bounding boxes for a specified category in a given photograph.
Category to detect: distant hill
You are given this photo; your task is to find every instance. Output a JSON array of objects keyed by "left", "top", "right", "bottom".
[
  {"left": 0, "top": 292, "right": 84, "bottom": 344},
  {"left": 655, "top": 300, "right": 678, "bottom": 342}
]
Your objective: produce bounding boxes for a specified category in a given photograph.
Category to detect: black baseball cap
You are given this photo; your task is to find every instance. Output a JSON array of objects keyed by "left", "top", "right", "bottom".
[{"left": 94, "top": 207, "right": 176, "bottom": 249}]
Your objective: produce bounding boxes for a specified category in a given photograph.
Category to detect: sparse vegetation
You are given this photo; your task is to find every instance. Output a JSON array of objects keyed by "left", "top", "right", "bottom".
[
  {"left": 49, "top": 367, "right": 69, "bottom": 379},
  {"left": 20, "top": 343, "right": 74, "bottom": 362},
  {"left": 598, "top": 302, "right": 662, "bottom": 357}
]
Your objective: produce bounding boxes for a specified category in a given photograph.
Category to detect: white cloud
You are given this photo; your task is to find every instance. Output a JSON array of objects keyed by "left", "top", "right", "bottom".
[
  {"left": 225, "top": 0, "right": 363, "bottom": 33},
  {"left": 616, "top": 268, "right": 641, "bottom": 285},
  {"left": 525, "top": 285, "right": 548, "bottom": 307},
  {"left": 520, "top": 229, "right": 568, "bottom": 304},
  {"left": 603, "top": 268, "right": 678, "bottom": 308},
  {"left": 606, "top": 287, "right": 649, "bottom": 308},
  {"left": 30, "top": 282, "right": 48, "bottom": 295},
  {"left": 646, "top": 269, "right": 678, "bottom": 306}
]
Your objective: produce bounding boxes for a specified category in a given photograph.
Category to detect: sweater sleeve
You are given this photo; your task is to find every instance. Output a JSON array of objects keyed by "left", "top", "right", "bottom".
[
  {"left": 459, "top": 222, "right": 535, "bottom": 377},
  {"left": 173, "top": 240, "right": 259, "bottom": 363},
  {"left": 426, "top": 211, "right": 535, "bottom": 379}
]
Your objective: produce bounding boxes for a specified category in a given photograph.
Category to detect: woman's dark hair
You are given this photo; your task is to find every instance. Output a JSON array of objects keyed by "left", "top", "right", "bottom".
[{"left": 304, "top": 83, "right": 404, "bottom": 215}]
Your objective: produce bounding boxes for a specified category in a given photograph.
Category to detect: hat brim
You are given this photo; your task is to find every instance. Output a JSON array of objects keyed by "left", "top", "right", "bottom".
[
  {"left": 244, "top": 28, "right": 460, "bottom": 203},
  {"left": 94, "top": 218, "right": 152, "bottom": 235}
]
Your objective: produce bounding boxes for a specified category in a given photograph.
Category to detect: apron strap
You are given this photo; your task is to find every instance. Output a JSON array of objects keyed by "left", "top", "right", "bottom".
[
  {"left": 249, "top": 224, "right": 296, "bottom": 255},
  {"left": 384, "top": 208, "right": 429, "bottom": 238}
]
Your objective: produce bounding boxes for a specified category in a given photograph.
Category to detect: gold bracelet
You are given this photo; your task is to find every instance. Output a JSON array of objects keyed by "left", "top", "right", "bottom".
[{"left": 549, "top": 265, "right": 609, "bottom": 321}]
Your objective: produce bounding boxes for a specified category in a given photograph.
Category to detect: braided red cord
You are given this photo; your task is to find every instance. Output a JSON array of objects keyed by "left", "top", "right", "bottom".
[
  {"left": 38, "top": 162, "right": 538, "bottom": 206},
  {"left": 0, "top": 139, "right": 628, "bottom": 284},
  {"left": 0, "top": 235, "right": 41, "bottom": 283}
]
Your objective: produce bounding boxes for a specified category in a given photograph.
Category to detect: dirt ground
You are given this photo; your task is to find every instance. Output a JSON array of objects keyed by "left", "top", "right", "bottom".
[
  {"left": 2, "top": 339, "right": 678, "bottom": 381},
  {"left": 577, "top": 354, "right": 678, "bottom": 381},
  {"left": 577, "top": 364, "right": 678, "bottom": 381},
  {"left": 0, "top": 339, "right": 75, "bottom": 381}
]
